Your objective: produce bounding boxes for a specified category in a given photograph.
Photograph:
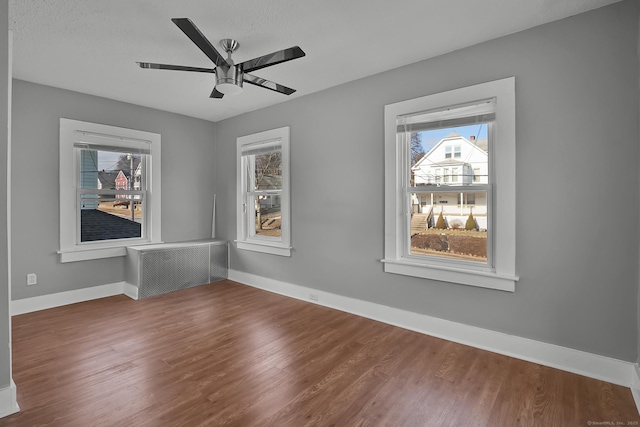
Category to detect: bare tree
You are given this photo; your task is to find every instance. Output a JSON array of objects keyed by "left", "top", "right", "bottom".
[
  {"left": 115, "top": 154, "right": 141, "bottom": 177},
  {"left": 411, "top": 132, "right": 425, "bottom": 166},
  {"left": 254, "top": 151, "right": 282, "bottom": 230}
]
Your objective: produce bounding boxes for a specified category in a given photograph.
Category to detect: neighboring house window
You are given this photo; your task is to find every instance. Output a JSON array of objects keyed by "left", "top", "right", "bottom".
[
  {"left": 445, "top": 145, "right": 461, "bottom": 159},
  {"left": 59, "top": 119, "right": 161, "bottom": 263},
  {"left": 473, "top": 167, "right": 481, "bottom": 183},
  {"left": 236, "top": 126, "right": 291, "bottom": 256},
  {"left": 383, "top": 77, "right": 517, "bottom": 291}
]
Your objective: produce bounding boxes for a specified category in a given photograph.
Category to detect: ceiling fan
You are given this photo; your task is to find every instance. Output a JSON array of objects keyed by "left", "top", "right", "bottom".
[{"left": 137, "top": 18, "right": 306, "bottom": 99}]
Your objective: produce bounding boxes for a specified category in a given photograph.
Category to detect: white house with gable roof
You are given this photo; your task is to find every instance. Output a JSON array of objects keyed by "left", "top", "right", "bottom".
[{"left": 410, "top": 132, "right": 489, "bottom": 230}]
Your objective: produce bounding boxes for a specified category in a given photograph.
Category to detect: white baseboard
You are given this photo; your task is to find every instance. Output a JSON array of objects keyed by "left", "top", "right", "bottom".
[
  {"left": 11, "top": 282, "right": 127, "bottom": 316},
  {"left": 123, "top": 282, "right": 139, "bottom": 300},
  {"left": 0, "top": 380, "right": 19, "bottom": 419},
  {"left": 229, "top": 269, "right": 638, "bottom": 389},
  {"left": 631, "top": 364, "right": 640, "bottom": 412}
]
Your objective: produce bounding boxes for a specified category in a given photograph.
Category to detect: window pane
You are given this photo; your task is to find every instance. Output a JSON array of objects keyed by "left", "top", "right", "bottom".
[
  {"left": 253, "top": 150, "right": 282, "bottom": 191},
  {"left": 252, "top": 194, "right": 282, "bottom": 238},
  {"left": 79, "top": 148, "right": 145, "bottom": 242},
  {"left": 79, "top": 148, "right": 144, "bottom": 191},
  {"left": 410, "top": 191, "right": 487, "bottom": 262},
  {"left": 410, "top": 124, "right": 489, "bottom": 187},
  {"left": 80, "top": 193, "right": 143, "bottom": 242}
]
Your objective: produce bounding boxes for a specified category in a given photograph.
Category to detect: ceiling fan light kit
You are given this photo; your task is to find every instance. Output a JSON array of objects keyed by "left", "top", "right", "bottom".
[{"left": 137, "top": 18, "right": 305, "bottom": 99}]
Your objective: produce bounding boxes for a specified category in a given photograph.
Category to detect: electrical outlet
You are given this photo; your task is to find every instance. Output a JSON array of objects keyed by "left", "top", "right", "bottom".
[
  {"left": 27, "top": 273, "right": 37, "bottom": 286},
  {"left": 309, "top": 293, "right": 319, "bottom": 301}
]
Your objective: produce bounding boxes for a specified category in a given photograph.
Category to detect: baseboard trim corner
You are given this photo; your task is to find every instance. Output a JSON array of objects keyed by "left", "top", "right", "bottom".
[
  {"left": 0, "top": 379, "right": 19, "bottom": 419},
  {"left": 229, "top": 269, "right": 637, "bottom": 389},
  {"left": 11, "top": 281, "right": 127, "bottom": 316},
  {"left": 123, "top": 282, "right": 139, "bottom": 300},
  {"left": 631, "top": 364, "right": 640, "bottom": 414}
]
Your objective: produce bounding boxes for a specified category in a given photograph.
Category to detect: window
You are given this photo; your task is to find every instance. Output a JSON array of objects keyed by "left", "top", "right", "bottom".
[
  {"left": 59, "top": 119, "right": 161, "bottom": 262},
  {"left": 236, "top": 126, "right": 291, "bottom": 256},
  {"left": 383, "top": 78, "right": 517, "bottom": 291},
  {"left": 445, "top": 145, "right": 461, "bottom": 158},
  {"left": 79, "top": 148, "right": 145, "bottom": 242},
  {"left": 473, "top": 167, "right": 481, "bottom": 183}
]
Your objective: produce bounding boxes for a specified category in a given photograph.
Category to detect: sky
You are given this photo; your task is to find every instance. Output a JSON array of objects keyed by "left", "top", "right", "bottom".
[
  {"left": 98, "top": 150, "right": 135, "bottom": 171},
  {"left": 419, "top": 123, "right": 488, "bottom": 152}
]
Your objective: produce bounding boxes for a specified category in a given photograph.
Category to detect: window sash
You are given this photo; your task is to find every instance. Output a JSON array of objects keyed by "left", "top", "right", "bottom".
[
  {"left": 405, "top": 187, "right": 492, "bottom": 269},
  {"left": 400, "top": 116, "right": 493, "bottom": 269},
  {"left": 245, "top": 190, "right": 283, "bottom": 241},
  {"left": 242, "top": 150, "right": 284, "bottom": 244},
  {"left": 76, "top": 190, "right": 147, "bottom": 245}
]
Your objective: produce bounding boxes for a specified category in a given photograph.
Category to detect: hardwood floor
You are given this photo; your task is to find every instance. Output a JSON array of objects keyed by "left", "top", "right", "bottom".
[{"left": 2, "top": 280, "right": 638, "bottom": 426}]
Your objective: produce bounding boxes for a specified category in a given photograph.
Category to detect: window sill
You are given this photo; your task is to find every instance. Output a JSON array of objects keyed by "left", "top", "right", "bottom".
[
  {"left": 58, "top": 246, "right": 127, "bottom": 263},
  {"left": 58, "top": 240, "right": 163, "bottom": 263},
  {"left": 381, "top": 258, "right": 517, "bottom": 292},
  {"left": 236, "top": 240, "right": 291, "bottom": 257}
]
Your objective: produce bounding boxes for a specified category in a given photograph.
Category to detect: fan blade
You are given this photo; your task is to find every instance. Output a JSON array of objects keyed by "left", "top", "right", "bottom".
[
  {"left": 137, "top": 62, "right": 215, "bottom": 73},
  {"left": 244, "top": 73, "right": 296, "bottom": 95},
  {"left": 240, "top": 46, "right": 305, "bottom": 73},
  {"left": 171, "top": 18, "right": 229, "bottom": 68},
  {"left": 210, "top": 87, "right": 224, "bottom": 99}
]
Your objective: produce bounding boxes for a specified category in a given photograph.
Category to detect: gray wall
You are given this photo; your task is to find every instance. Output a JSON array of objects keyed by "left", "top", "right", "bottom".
[
  {"left": 214, "top": 1, "right": 640, "bottom": 361},
  {"left": 11, "top": 80, "right": 217, "bottom": 300},
  {"left": 0, "top": 0, "right": 11, "bottom": 393}
]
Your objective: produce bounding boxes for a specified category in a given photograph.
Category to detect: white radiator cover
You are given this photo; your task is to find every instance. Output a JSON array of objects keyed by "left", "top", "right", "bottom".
[{"left": 125, "top": 239, "right": 228, "bottom": 299}]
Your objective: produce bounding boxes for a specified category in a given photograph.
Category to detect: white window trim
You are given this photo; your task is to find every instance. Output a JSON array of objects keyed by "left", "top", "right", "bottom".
[
  {"left": 59, "top": 119, "right": 162, "bottom": 263},
  {"left": 236, "top": 126, "right": 291, "bottom": 257},
  {"left": 382, "top": 77, "right": 518, "bottom": 292}
]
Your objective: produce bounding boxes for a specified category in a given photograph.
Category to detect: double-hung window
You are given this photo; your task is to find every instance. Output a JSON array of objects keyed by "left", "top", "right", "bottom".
[
  {"left": 59, "top": 119, "right": 161, "bottom": 262},
  {"left": 236, "top": 126, "right": 291, "bottom": 256},
  {"left": 383, "top": 78, "right": 517, "bottom": 291}
]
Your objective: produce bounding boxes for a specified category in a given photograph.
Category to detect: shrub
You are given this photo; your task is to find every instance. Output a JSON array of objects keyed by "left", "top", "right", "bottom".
[
  {"left": 450, "top": 219, "right": 463, "bottom": 229},
  {"left": 435, "top": 212, "right": 447, "bottom": 229},
  {"left": 465, "top": 212, "right": 477, "bottom": 230}
]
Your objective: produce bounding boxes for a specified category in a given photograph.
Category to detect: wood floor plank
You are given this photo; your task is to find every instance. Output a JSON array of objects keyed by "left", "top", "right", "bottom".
[{"left": 2, "top": 280, "right": 638, "bottom": 426}]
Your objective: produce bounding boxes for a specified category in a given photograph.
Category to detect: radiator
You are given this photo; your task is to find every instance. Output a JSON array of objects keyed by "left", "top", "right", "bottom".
[{"left": 125, "top": 239, "right": 228, "bottom": 299}]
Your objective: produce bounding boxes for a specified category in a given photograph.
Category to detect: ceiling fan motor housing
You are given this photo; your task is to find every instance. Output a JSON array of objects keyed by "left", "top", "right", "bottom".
[
  {"left": 216, "top": 64, "right": 243, "bottom": 89},
  {"left": 215, "top": 38, "right": 243, "bottom": 94}
]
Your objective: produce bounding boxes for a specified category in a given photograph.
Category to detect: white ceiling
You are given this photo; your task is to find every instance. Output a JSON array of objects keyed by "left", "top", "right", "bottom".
[{"left": 9, "top": 0, "right": 621, "bottom": 123}]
